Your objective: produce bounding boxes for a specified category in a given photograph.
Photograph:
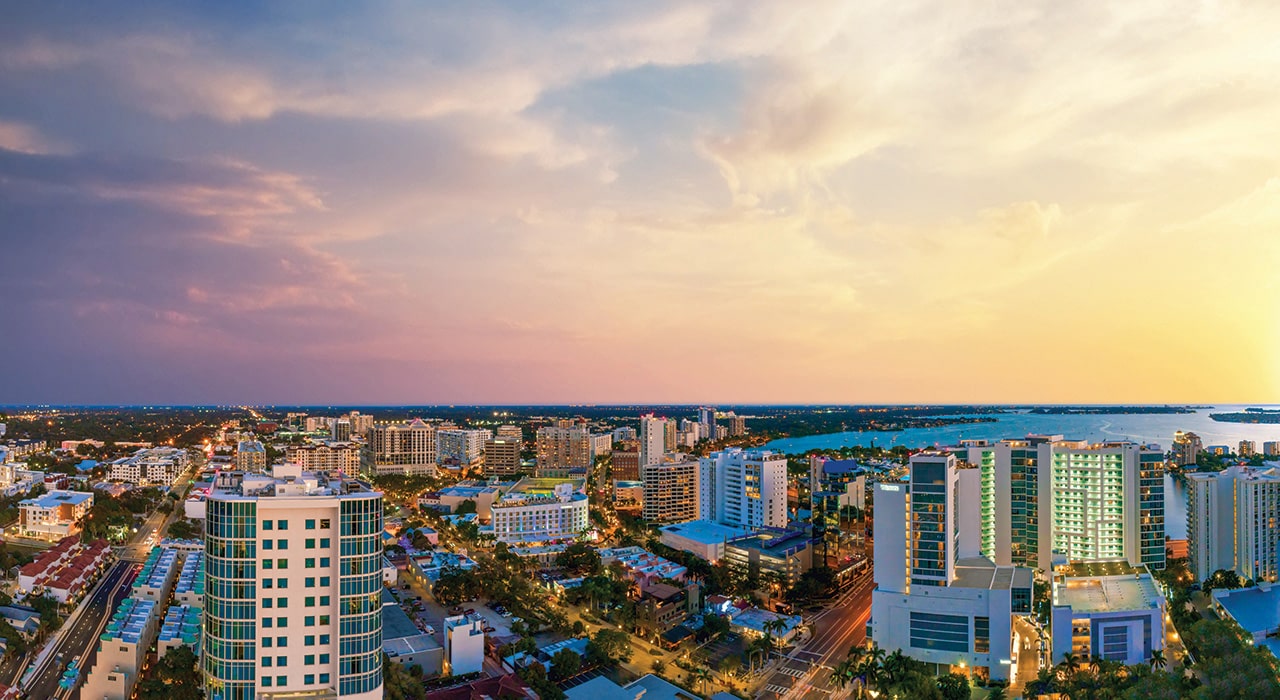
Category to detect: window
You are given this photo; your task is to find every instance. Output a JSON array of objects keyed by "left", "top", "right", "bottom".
[
  {"left": 320, "top": 674, "right": 330, "bottom": 684},
  {"left": 263, "top": 540, "right": 273, "bottom": 550},
  {"left": 263, "top": 638, "right": 273, "bottom": 647},
  {"left": 305, "top": 654, "right": 315, "bottom": 665},
  {"left": 263, "top": 560, "right": 273, "bottom": 570},
  {"left": 319, "top": 653, "right": 329, "bottom": 664},
  {"left": 276, "top": 656, "right": 287, "bottom": 667},
  {"left": 305, "top": 577, "right": 315, "bottom": 587},
  {"left": 305, "top": 558, "right": 315, "bottom": 569},
  {"left": 278, "top": 578, "right": 288, "bottom": 589},
  {"left": 320, "top": 538, "right": 330, "bottom": 548},
  {"left": 305, "top": 635, "right": 315, "bottom": 646},
  {"left": 263, "top": 521, "right": 273, "bottom": 531},
  {"left": 278, "top": 597, "right": 288, "bottom": 608},
  {"left": 306, "top": 616, "right": 316, "bottom": 626},
  {"left": 320, "top": 557, "right": 330, "bottom": 567},
  {"left": 262, "top": 677, "right": 272, "bottom": 686},
  {"left": 264, "top": 599, "right": 273, "bottom": 609},
  {"left": 306, "top": 519, "right": 316, "bottom": 530},
  {"left": 319, "top": 615, "right": 330, "bottom": 625},
  {"left": 278, "top": 519, "right": 288, "bottom": 530},
  {"left": 277, "top": 676, "right": 286, "bottom": 686},
  {"left": 278, "top": 539, "right": 288, "bottom": 550},
  {"left": 320, "top": 577, "right": 330, "bottom": 587},
  {"left": 263, "top": 579, "right": 273, "bottom": 589},
  {"left": 306, "top": 596, "right": 315, "bottom": 607},
  {"left": 277, "top": 636, "right": 287, "bottom": 647},
  {"left": 277, "top": 616, "right": 287, "bottom": 627},
  {"left": 320, "top": 519, "right": 330, "bottom": 529},
  {"left": 263, "top": 618, "right": 272, "bottom": 628},
  {"left": 306, "top": 538, "right": 316, "bottom": 549},
  {"left": 320, "top": 595, "right": 329, "bottom": 606},
  {"left": 278, "top": 558, "right": 288, "bottom": 569},
  {"left": 305, "top": 674, "right": 315, "bottom": 685},
  {"left": 263, "top": 658, "right": 272, "bottom": 667},
  {"left": 320, "top": 634, "right": 330, "bottom": 644}
]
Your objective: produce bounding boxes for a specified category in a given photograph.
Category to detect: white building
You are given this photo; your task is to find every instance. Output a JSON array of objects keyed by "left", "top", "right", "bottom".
[
  {"left": 590, "top": 432, "right": 613, "bottom": 460},
  {"left": 443, "top": 615, "right": 485, "bottom": 676},
  {"left": 285, "top": 441, "right": 362, "bottom": 476},
  {"left": 369, "top": 419, "right": 437, "bottom": 476},
  {"left": 612, "top": 427, "right": 636, "bottom": 442},
  {"left": 203, "top": 464, "right": 384, "bottom": 699},
  {"left": 1051, "top": 564, "right": 1165, "bottom": 666},
  {"left": 436, "top": 429, "right": 490, "bottom": 468},
  {"left": 949, "top": 436, "right": 1165, "bottom": 571},
  {"left": 18, "top": 490, "right": 94, "bottom": 540},
  {"left": 869, "top": 452, "right": 1034, "bottom": 683},
  {"left": 659, "top": 520, "right": 756, "bottom": 563},
  {"left": 81, "top": 597, "right": 161, "bottom": 700},
  {"left": 109, "top": 446, "right": 191, "bottom": 487},
  {"left": 639, "top": 415, "right": 666, "bottom": 469},
  {"left": 698, "top": 448, "right": 787, "bottom": 529},
  {"left": 487, "top": 478, "right": 589, "bottom": 544},
  {"left": 1187, "top": 464, "right": 1280, "bottom": 583},
  {"left": 235, "top": 440, "right": 267, "bottom": 472}
]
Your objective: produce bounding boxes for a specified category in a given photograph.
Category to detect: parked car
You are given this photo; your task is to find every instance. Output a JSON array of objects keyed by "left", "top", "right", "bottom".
[{"left": 464, "top": 608, "right": 475, "bottom": 615}]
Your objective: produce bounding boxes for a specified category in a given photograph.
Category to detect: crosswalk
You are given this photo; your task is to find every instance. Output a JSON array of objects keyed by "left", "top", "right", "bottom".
[
  {"left": 764, "top": 684, "right": 791, "bottom": 695},
  {"left": 778, "top": 667, "right": 807, "bottom": 678}
]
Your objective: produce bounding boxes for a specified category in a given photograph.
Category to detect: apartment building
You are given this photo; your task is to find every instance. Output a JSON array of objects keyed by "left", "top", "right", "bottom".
[
  {"left": 639, "top": 415, "right": 666, "bottom": 469},
  {"left": 18, "top": 490, "right": 93, "bottom": 540},
  {"left": 698, "top": 448, "right": 787, "bottom": 529},
  {"left": 535, "top": 424, "right": 591, "bottom": 475},
  {"left": 642, "top": 457, "right": 699, "bottom": 524},
  {"left": 1187, "top": 465, "right": 1280, "bottom": 583},
  {"left": 203, "top": 464, "right": 384, "bottom": 699},
  {"left": 437, "top": 429, "right": 490, "bottom": 470},
  {"left": 286, "top": 441, "right": 361, "bottom": 476}
]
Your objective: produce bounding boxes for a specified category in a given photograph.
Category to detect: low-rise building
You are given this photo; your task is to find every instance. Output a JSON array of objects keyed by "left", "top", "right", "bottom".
[
  {"left": 659, "top": 519, "right": 756, "bottom": 563},
  {"left": 598, "top": 546, "right": 688, "bottom": 586},
  {"left": 635, "top": 582, "right": 700, "bottom": 638},
  {"left": 1212, "top": 583, "right": 1280, "bottom": 658},
  {"left": 443, "top": 615, "right": 485, "bottom": 676},
  {"left": 383, "top": 589, "right": 444, "bottom": 674},
  {"left": 728, "top": 607, "right": 803, "bottom": 644},
  {"left": 1051, "top": 562, "right": 1165, "bottom": 666},
  {"left": 285, "top": 441, "right": 361, "bottom": 476},
  {"left": 418, "top": 483, "right": 505, "bottom": 520},
  {"left": 81, "top": 597, "right": 161, "bottom": 700},
  {"left": 487, "top": 478, "right": 589, "bottom": 544},
  {"left": 724, "top": 527, "right": 813, "bottom": 588},
  {"left": 18, "top": 489, "right": 93, "bottom": 540},
  {"left": 156, "top": 604, "right": 201, "bottom": 657}
]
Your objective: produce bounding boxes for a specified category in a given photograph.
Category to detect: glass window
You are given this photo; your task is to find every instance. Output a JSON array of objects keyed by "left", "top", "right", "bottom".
[
  {"left": 278, "top": 520, "right": 288, "bottom": 530},
  {"left": 263, "top": 521, "right": 273, "bottom": 531},
  {"left": 278, "top": 636, "right": 287, "bottom": 647},
  {"left": 320, "top": 519, "right": 330, "bottom": 529},
  {"left": 278, "top": 539, "right": 288, "bottom": 550},
  {"left": 306, "top": 519, "right": 316, "bottom": 530}
]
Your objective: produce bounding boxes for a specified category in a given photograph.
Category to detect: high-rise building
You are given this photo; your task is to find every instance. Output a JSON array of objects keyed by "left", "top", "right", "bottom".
[
  {"left": 1172, "top": 431, "right": 1203, "bottom": 467},
  {"left": 331, "top": 418, "right": 353, "bottom": 442},
  {"left": 1239, "top": 440, "right": 1257, "bottom": 457},
  {"left": 699, "top": 449, "right": 787, "bottom": 529},
  {"left": 589, "top": 433, "right": 613, "bottom": 460},
  {"left": 368, "top": 419, "right": 436, "bottom": 475},
  {"left": 727, "top": 413, "right": 746, "bottom": 437},
  {"left": 642, "top": 457, "right": 699, "bottom": 524},
  {"left": 1187, "top": 465, "right": 1280, "bottom": 583},
  {"left": 436, "top": 429, "right": 490, "bottom": 469},
  {"left": 203, "top": 464, "right": 384, "bottom": 699},
  {"left": 612, "top": 427, "right": 636, "bottom": 442},
  {"left": 305, "top": 416, "right": 332, "bottom": 433},
  {"left": 236, "top": 441, "right": 267, "bottom": 472},
  {"left": 286, "top": 441, "right": 361, "bottom": 476},
  {"left": 1264, "top": 441, "right": 1280, "bottom": 457},
  {"left": 949, "top": 436, "right": 1164, "bottom": 570},
  {"left": 698, "top": 407, "right": 715, "bottom": 428},
  {"left": 639, "top": 415, "right": 666, "bottom": 469},
  {"left": 664, "top": 420, "right": 677, "bottom": 452},
  {"left": 345, "top": 411, "right": 375, "bottom": 437},
  {"left": 869, "top": 451, "right": 1034, "bottom": 682},
  {"left": 483, "top": 438, "right": 521, "bottom": 476},
  {"left": 535, "top": 424, "right": 591, "bottom": 475}
]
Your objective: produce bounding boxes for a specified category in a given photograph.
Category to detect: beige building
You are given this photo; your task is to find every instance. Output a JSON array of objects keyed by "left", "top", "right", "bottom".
[
  {"left": 535, "top": 424, "right": 591, "bottom": 475},
  {"left": 496, "top": 425, "right": 524, "bottom": 443},
  {"left": 369, "top": 419, "right": 437, "bottom": 475},
  {"left": 642, "top": 457, "right": 699, "bottom": 524},
  {"left": 236, "top": 440, "right": 267, "bottom": 472},
  {"left": 286, "top": 441, "right": 361, "bottom": 476}
]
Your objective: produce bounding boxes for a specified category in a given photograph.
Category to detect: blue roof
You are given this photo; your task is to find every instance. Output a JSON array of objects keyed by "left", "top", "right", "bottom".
[
  {"left": 1216, "top": 585, "right": 1280, "bottom": 636},
  {"left": 76, "top": 460, "right": 98, "bottom": 471}
]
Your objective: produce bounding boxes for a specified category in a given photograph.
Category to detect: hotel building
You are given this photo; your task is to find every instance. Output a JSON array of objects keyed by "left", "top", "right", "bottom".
[
  {"left": 486, "top": 478, "right": 589, "bottom": 544},
  {"left": 203, "top": 464, "right": 383, "bottom": 700},
  {"left": 368, "top": 419, "right": 436, "bottom": 476},
  {"left": 285, "top": 441, "right": 361, "bottom": 477}
]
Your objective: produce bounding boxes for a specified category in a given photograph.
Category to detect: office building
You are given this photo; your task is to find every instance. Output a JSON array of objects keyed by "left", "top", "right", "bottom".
[
  {"left": 869, "top": 452, "right": 1034, "bottom": 683},
  {"left": 483, "top": 438, "right": 522, "bottom": 476},
  {"left": 1264, "top": 441, "right": 1280, "bottom": 457},
  {"left": 535, "top": 424, "right": 591, "bottom": 475},
  {"left": 698, "top": 448, "right": 787, "bottom": 529},
  {"left": 487, "top": 478, "right": 589, "bottom": 544},
  {"left": 949, "top": 436, "right": 1164, "bottom": 570},
  {"left": 203, "top": 464, "right": 384, "bottom": 699},
  {"left": 436, "top": 429, "right": 490, "bottom": 469},
  {"left": 286, "top": 441, "right": 361, "bottom": 476},
  {"left": 1240, "top": 440, "right": 1257, "bottom": 457},
  {"left": 642, "top": 457, "right": 699, "bottom": 524},
  {"left": 1173, "top": 431, "right": 1203, "bottom": 466},
  {"left": 727, "top": 413, "right": 746, "bottom": 437},
  {"left": 612, "top": 441, "right": 640, "bottom": 481},
  {"left": 1187, "top": 465, "right": 1280, "bottom": 583},
  {"left": 235, "top": 441, "right": 267, "bottom": 472},
  {"left": 639, "top": 415, "right": 665, "bottom": 468},
  {"left": 1051, "top": 562, "right": 1165, "bottom": 666},
  {"left": 18, "top": 490, "right": 94, "bottom": 540},
  {"left": 331, "top": 418, "right": 353, "bottom": 442},
  {"left": 368, "top": 419, "right": 436, "bottom": 476}
]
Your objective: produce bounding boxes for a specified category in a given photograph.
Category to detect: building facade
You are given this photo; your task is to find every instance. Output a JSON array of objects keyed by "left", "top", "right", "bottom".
[
  {"left": 698, "top": 448, "right": 787, "bottom": 529},
  {"left": 368, "top": 419, "right": 436, "bottom": 476},
  {"left": 286, "top": 442, "right": 361, "bottom": 476},
  {"left": 235, "top": 441, "right": 266, "bottom": 472},
  {"left": 641, "top": 458, "right": 699, "bottom": 524},
  {"left": 110, "top": 446, "right": 191, "bottom": 487},
  {"left": 639, "top": 415, "right": 666, "bottom": 469},
  {"left": 535, "top": 425, "right": 591, "bottom": 475},
  {"left": 487, "top": 479, "right": 589, "bottom": 544},
  {"left": 436, "top": 429, "right": 490, "bottom": 469},
  {"left": 203, "top": 464, "right": 384, "bottom": 700},
  {"left": 483, "top": 438, "right": 522, "bottom": 476}
]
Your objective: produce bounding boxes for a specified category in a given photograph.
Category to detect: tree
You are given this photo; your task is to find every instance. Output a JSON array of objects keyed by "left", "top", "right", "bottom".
[
  {"left": 1149, "top": 648, "right": 1166, "bottom": 671},
  {"left": 651, "top": 659, "right": 666, "bottom": 675},
  {"left": 985, "top": 687, "right": 1007, "bottom": 700},
  {"left": 586, "top": 628, "right": 632, "bottom": 666},
  {"left": 136, "top": 646, "right": 202, "bottom": 700},
  {"left": 556, "top": 542, "right": 602, "bottom": 576},
  {"left": 432, "top": 566, "right": 482, "bottom": 605},
  {"left": 550, "top": 648, "right": 582, "bottom": 680},
  {"left": 455, "top": 499, "right": 478, "bottom": 515},
  {"left": 718, "top": 654, "right": 741, "bottom": 678},
  {"left": 702, "top": 613, "right": 730, "bottom": 639},
  {"left": 692, "top": 666, "right": 712, "bottom": 694},
  {"left": 937, "top": 673, "right": 970, "bottom": 700}
]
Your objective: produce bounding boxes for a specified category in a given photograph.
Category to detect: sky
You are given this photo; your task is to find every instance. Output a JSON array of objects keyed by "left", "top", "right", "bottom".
[{"left": 1, "top": 1, "right": 1279, "bottom": 405}]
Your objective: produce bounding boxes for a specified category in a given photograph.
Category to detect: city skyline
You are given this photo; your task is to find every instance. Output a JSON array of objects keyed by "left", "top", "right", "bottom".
[{"left": 3, "top": 3, "right": 1280, "bottom": 405}]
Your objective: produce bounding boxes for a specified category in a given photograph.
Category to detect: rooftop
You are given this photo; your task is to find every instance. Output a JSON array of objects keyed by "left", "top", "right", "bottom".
[
  {"left": 952, "top": 556, "right": 1034, "bottom": 591},
  {"left": 208, "top": 464, "right": 378, "bottom": 500},
  {"left": 1215, "top": 585, "right": 1280, "bottom": 636},
  {"left": 1054, "top": 573, "right": 1163, "bottom": 614},
  {"left": 20, "top": 490, "right": 92, "bottom": 508},
  {"left": 660, "top": 519, "right": 755, "bottom": 545}
]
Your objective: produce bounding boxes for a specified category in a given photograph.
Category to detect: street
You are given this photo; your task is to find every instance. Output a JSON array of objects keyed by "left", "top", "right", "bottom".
[{"left": 758, "top": 572, "right": 875, "bottom": 700}]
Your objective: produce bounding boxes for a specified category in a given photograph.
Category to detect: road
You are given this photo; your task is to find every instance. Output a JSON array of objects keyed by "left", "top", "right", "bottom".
[
  {"left": 21, "top": 559, "right": 140, "bottom": 700},
  {"left": 758, "top": 571, "right": 875, "bottom": 700}
]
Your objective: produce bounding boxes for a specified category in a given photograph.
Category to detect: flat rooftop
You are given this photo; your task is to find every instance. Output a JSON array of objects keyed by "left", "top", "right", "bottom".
[
  {"left": 660, "top": 519, "right": 755, "bottom": 545},
  {"left": 1054, "top": 574, "right": 1163, "bottom": 614},
  {"left": 1215, "top": 585, "right": 1280, "bottom": 636},
  {"left": 508, "top": 477, "right": 585, "bottom": 494},
  {"left": 953, "top": 557, "right": 1034, "bottom": 591},
  {"left": 20, "top": 490, "right": 93, "bottom": 508},
  {"left": 1061, "top": 560, "right": 1140, "bottom": 578}
]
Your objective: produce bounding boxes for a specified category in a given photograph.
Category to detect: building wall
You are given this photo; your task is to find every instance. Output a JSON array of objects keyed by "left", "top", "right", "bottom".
[
  {"left": 642, "top": 460, "right": 699, "bottom": 524},
  {"left": 870, "top": 585, "right": 1016, "bottom": 682}
]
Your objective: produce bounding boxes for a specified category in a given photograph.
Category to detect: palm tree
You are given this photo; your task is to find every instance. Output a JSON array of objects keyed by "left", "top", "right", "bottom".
[
  {"left": 1058, "top": 650, "right": 1080, "bottom": 681},
  {"left": 692, "top": 666, "right": 712, "bottom": 694},
  {"left": 985, "top": 687, "right": 1007, "bottom": 700},
  {"left": 882, "top": 649, "right": 909, "bottom": 685},
  {"left": 830, "top": 658, "right": 856, "bottom": 690},
  {"left": 1149, "top": 648, "right": 1166, "bottom": 671},
  {"left": 1089, "top": 653, "right": 1103, "bottom": 676}
]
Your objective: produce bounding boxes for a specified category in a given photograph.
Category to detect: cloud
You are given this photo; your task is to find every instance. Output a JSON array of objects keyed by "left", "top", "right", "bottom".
[{"left": 0, "top": 119, "right": 62, "bottom": 154}]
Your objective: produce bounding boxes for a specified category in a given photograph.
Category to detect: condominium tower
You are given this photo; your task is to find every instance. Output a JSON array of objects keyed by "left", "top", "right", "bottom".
[
  {"left": 367, "top": 419, "right": 436, "bottom": 476},
  {"left": 698, "top": 448, "right": 787, "bottom": 529},
  {"left": 639, "top": 415, "right": 666, "bottom": 469},
  {"left": 1187, "top": 465, "right": 1280, "bottom": 583},
  {"left": 203, "top": 463, "right": 383, "bottom": 699},
  {"left": 642, "top": 456, "right": 699, "bottom": 524}
]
